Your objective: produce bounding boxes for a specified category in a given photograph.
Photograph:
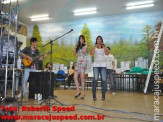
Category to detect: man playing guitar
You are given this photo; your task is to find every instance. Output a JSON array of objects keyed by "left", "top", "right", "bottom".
[
  {"left": 22, "top": 37, "right": 46, "bottom": 68},
  {"left": 18, "top": 37, "right": 47, "bottom": 97}
]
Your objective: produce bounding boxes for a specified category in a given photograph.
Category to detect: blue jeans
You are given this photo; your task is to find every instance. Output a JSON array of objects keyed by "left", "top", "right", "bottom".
[
  {"left": 22, "top": 68, "right": 35, "bottom": 94},
  {"left": 107, "top": 69, "right": 115, "bottom": 92},
  {"left": 92, "top": 67, "right": 107, "bottom": 96}
]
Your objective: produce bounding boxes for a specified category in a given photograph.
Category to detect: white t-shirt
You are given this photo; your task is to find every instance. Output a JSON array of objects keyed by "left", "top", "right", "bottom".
[
  {"left": 105, "top": 54, "right": 114, "bottom": 69},
  {"left": 94, "top": 48, "right": 106, "bottom": 67}
]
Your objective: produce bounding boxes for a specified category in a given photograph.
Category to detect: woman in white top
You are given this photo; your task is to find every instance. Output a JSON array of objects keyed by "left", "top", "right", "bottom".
[{"left": 90, "top": 36, "right": 109, "bottom": 100}]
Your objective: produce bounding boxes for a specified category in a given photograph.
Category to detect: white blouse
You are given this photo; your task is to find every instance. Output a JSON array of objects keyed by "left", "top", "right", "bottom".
[{"left": 94, "top": 48, "right": 106, "bottom": 67}]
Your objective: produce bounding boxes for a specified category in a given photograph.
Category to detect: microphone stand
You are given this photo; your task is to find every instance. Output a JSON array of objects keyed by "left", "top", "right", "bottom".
[{"left": 40, "top": 29, "right": 73, "bottom": 106}]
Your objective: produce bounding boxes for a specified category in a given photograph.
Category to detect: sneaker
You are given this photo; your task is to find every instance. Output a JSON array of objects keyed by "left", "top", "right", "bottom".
[
  {"left": 17, "top": 92, "right": 21, "bottom": 98},
  {"left": 93, "top": 95, "right": 96, "bottom": 100},
  {"left": 102, "top": 94, "right": 105, "bottom": 100},
  {"left": 112, "top": 92, "right": 116, "bottom": 95}
]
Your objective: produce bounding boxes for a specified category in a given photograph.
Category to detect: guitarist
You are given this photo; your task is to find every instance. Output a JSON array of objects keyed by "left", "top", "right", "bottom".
[
  {"left": 18, "top": 37, "right": 47, "bottom": 97},
  {"left": 22, "top": 37, "right": 46, "bottom": 68}
]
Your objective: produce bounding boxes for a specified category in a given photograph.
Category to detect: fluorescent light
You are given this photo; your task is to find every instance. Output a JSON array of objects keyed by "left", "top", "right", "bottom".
[
  {"left": 30, "top": 14, "right": 50, "bottom": 21},
  {"left": 74, "top": 7, "right": 96, "bottom": 13},
  {"left": 30, "top": 14, "right": 49, "bottom": 19},
  {"left": 74, "top": 11, "right": 97, "bottom": 16},
  {"left": 73, "top": 7, "right": 97, "bottom": 16},
  {"left": 126, "top": 1, "right": 154, "bottom": 10},
  {"left": 126, "top": 4, "right": 154, "bottom": 9},
  {"left": 2, "top": 0, "right": 17, "bottom": 4},
  {"left": 31, "top": 17, "right": 50, "bottom": 21},
  {"left": 126, "top": 0, "right": 154, "bottom": 6}
]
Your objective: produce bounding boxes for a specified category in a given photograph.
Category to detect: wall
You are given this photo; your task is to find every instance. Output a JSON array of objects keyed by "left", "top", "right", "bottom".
[{"left": 27, "top": 10, "right": 163, "bottom": 68}]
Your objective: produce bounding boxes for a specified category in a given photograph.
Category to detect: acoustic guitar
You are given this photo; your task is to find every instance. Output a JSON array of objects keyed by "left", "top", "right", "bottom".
[{"left": 23, "top": 52, "right": 50, "bottom": 67}]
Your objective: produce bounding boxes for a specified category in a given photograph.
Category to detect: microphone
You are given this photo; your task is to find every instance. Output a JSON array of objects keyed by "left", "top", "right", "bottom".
[
  {"left": 101, "top": 43, "right": 105, "bottom": 47},
  {"left": 70, "top": 29, "right": 73, "bottom": 31}
]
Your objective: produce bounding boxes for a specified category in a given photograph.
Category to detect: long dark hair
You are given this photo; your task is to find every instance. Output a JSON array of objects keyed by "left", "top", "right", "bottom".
[
  {"left": 95, "top": 36, "right": 103, "bottom": 44},
  {"left": 45, "top": 62, "right": 50, "bottom": 70},
  {"left": 72, "top": 62, "right": 76, "bottom": 70},
  {"left": 95, "top": 36, "right": 103, "bottom": 48},
  {"left": 76, "top": 35, "right": 86, "bottom": 53}
]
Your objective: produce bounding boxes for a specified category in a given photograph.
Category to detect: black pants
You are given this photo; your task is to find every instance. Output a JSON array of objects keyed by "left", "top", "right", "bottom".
[{"left": 67, "top": 74, "right": 74, "bottom": 87}]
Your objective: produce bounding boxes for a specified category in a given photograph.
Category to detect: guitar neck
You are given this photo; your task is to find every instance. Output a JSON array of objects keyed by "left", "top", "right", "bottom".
[
  {"left": 34, "top": 52, "right": 49, "bottom": 60},
  {"left": 34, "top": 54, "right": 43, "bottom": 60},
  {"left": 29, "top": 52, "right": 50, "bottom": 60}
]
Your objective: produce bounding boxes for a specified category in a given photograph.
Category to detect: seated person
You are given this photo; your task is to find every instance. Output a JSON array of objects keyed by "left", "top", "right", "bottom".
[
  {"left": 18, "top": 37, "right": 47, "bottom": 97},
  {"left": 66, "top": 62, "right": 76, "bottom": 89},
  {"left": 43, "top": 62, "right": 51, "bottom": 71}
]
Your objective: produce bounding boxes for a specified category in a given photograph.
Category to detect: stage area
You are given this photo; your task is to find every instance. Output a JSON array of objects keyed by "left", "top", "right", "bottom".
[{"left": 18, "top": 89, "right": 163, "bottom": 122}]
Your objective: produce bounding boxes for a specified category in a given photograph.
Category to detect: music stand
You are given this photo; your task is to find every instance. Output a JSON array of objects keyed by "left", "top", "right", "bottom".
[{"left": 40, "top": 29, "right": 73, "bottom": 106}]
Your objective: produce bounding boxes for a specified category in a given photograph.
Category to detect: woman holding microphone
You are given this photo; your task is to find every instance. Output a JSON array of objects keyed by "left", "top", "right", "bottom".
[
  {"left": 90, "top": 36, "right": 109, "bottom": 100},
  {"left": 74, "top": 35, "right": 87, "bottom": 99}
]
